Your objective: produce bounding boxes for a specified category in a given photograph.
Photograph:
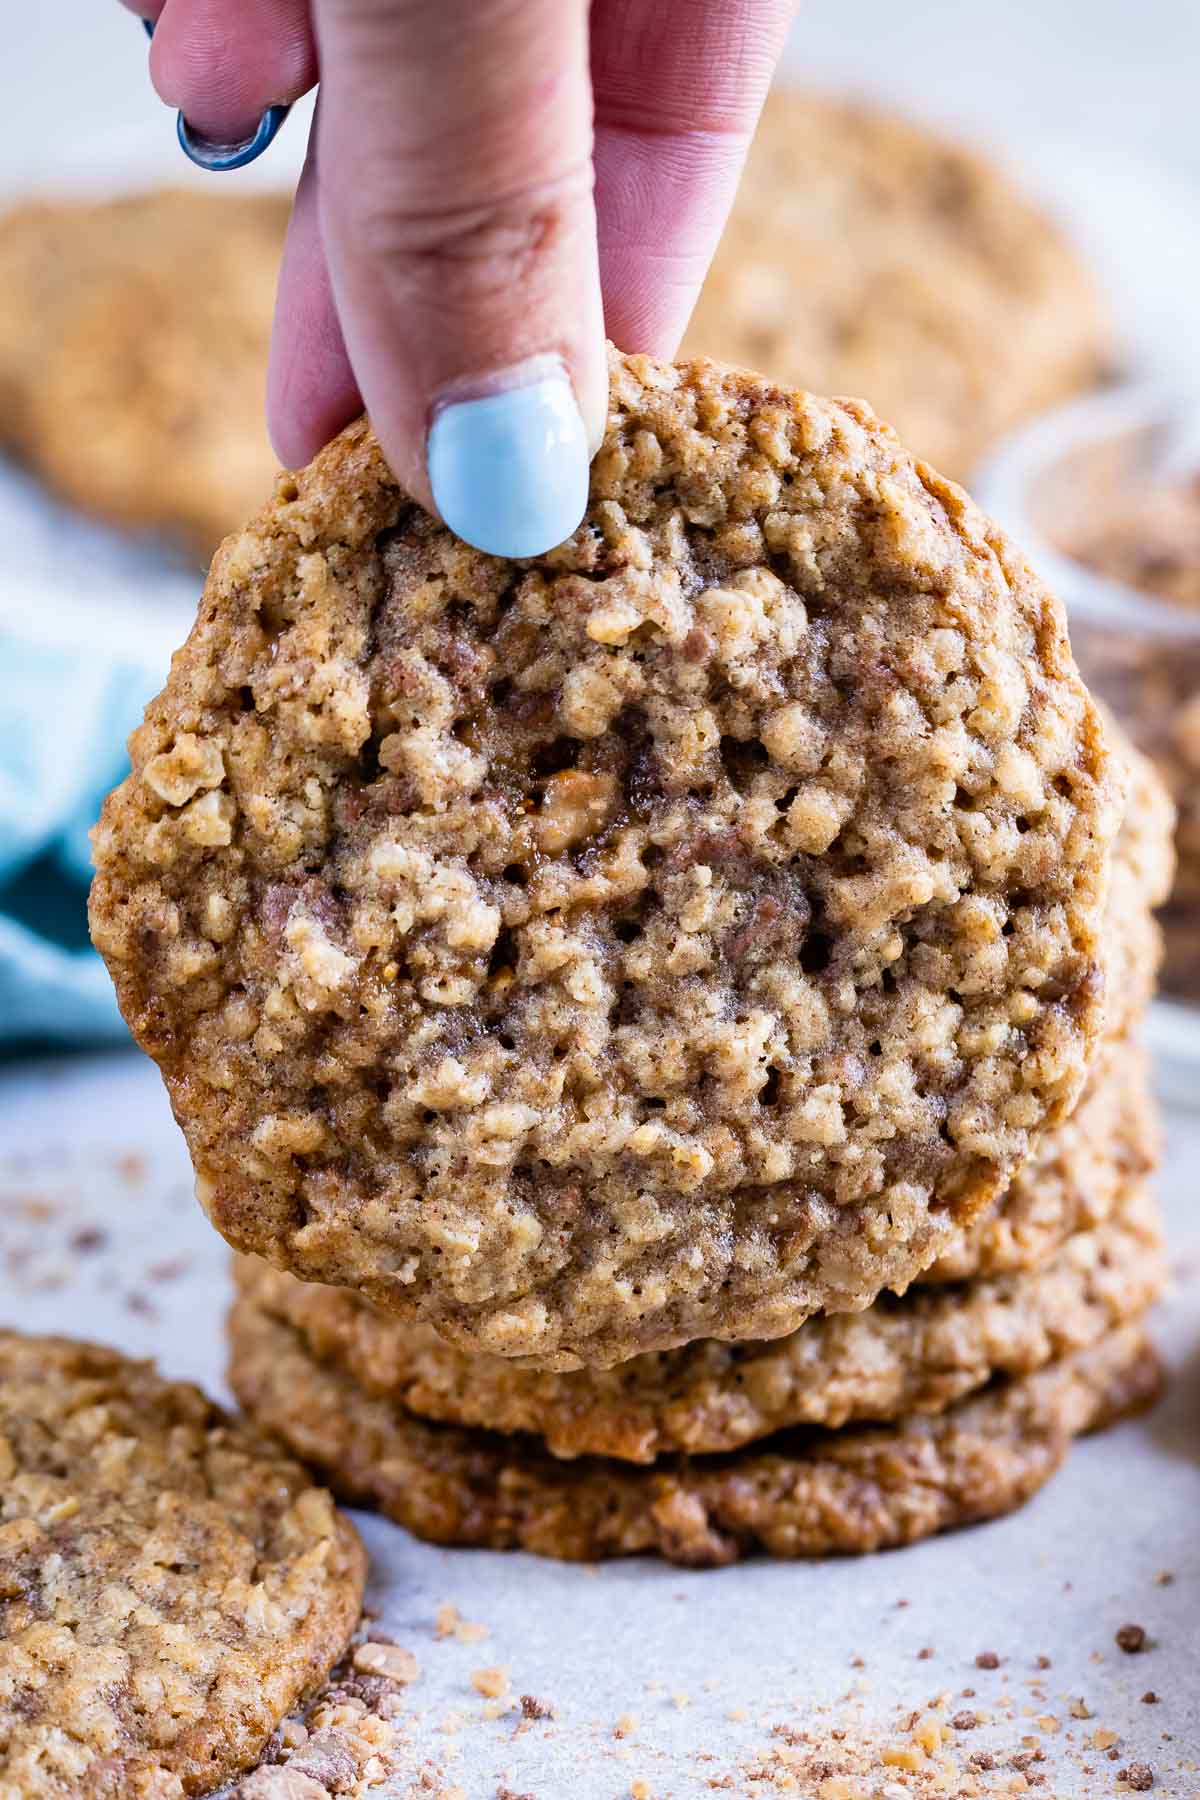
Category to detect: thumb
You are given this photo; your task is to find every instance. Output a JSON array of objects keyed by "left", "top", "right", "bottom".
[{"left": 291, "top": 0, "right": 605, "bottom": 557}]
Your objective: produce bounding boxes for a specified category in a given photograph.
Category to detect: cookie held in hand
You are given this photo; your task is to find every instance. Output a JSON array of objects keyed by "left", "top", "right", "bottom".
[{"left": 91, "top": 349, "right": 1118, "bottom": 1367}]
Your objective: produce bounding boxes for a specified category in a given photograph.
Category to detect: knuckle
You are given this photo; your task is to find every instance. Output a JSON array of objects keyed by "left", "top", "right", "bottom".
[{"left": 336, "top": 162, "right": 593, "bottom": 298}]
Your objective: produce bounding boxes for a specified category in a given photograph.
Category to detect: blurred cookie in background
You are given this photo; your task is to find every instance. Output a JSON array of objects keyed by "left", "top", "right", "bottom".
[
  {"left": 684, "top": 91, "right": 1113, "bottom": 480},
  {"left": 0, "top": 189, "right": 289, "bottom": 563}
]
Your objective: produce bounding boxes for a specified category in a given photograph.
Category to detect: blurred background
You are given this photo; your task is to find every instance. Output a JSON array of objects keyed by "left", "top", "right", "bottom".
[{"left": 1, "top": 0, "right": 1198, "bottom": 1048}]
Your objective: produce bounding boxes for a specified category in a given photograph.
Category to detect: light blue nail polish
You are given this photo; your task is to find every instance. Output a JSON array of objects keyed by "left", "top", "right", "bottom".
[{"left": 428, "top": 374, "right": 590, "bottom": 559}]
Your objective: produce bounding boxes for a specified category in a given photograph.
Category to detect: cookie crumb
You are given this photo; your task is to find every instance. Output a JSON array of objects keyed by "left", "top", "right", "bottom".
[
  {"left": 353, "top": 1642, "right": 419, "bottom": 1685},
  {"left": 951, "top": 1712, "right": 978, "bottom": 1730},
  {"left": 1115, "top": 1624, "right": 1147, "bottom": 1654},
  {"left": 519, "top": 1695, "right": 551, "bottom": 1720},
  {"left": 233, "top": 1770, "right": 328, "bottom": 1798},
  {"left": 471, "top": 1667, "right": 509, "bottom": 1700},
  {"left": 70, "top": 1226, "right": 108, "bottom": 1253},
  {"left": 614, "top": 1713, "right": 639, "bottom": 1740}
]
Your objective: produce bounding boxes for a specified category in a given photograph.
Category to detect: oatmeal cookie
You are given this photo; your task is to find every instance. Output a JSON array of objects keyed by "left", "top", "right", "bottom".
[
  {"left": 235, "top": 1168, "right": 1163, "bottom": 1463},
  {"left": 685, "top": 92, "right": 1111, "bottom": 479},
  {"left": 0, "top": 189, "right": 287, "bottom": 559},
  {"left": 926, "top": 732, "right": 1171, "bottom": 1284},
  {"left": 921, "top": 1037, "right": 1157, "bottom": 1285},
  {"left": 1093, "top": 731, "right": 1174, "bottom": 1024},
  {"left": 228, "top": 1302, "right": 1160, "bottom": 1566},
  {"left": 91, "top": 349, "right": 1118, "bottom": 1368},
  {"left": 0, "top": 1331, "right": 364, "bottom": 1798}
]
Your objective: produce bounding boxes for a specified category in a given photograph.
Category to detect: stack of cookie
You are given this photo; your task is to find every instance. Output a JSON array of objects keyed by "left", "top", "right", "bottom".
[
  {"left": 91, "top": 350, "right": 1172, "bottom": 1567},
  {"left": 223, "top": 743, "right": 1171, "bottom": 1566}
]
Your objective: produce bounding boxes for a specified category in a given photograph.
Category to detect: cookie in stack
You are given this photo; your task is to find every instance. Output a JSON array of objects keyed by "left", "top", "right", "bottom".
[
  {"left": 90, "top": 350, "right": 1169, "bottom": 1564},
  {"left": 224, "top": 742, "right": 1172, "bottom": 1565}
]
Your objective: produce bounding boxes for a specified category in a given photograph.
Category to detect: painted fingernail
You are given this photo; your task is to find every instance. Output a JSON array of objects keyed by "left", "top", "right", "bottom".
[{"left": 427, "top": 359, "right": 590, "bottom": 559}]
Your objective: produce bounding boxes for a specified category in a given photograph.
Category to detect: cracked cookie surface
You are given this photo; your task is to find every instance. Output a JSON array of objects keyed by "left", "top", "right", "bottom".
[
  {"left": 91, "top": 349, "right": 1117, "bottom": 1367},
  {"left": 0, "top": 1331, "right": 364, "bottom": 1799}
]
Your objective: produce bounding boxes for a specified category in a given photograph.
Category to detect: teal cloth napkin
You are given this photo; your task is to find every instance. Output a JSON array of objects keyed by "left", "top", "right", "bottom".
[
  {"left": 0, "top": 456, "right": 198, "bottom": 1045},
  {"left": 0, "top": 628, "right": 165, "bottom": 1042}
]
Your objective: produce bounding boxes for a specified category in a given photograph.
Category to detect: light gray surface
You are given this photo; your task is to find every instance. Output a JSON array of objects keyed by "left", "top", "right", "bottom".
[{"left": 1, "top": 1050, "right": 1197, "bottom": 1797}]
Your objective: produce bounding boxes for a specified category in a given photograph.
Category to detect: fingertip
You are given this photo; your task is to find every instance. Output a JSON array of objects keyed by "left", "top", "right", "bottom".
[
  {"left": 428, "top": 362, "right": 591, "bottom": 558},
  {"left": 149, "top": 0, "right": 317, "bottom": 143}
]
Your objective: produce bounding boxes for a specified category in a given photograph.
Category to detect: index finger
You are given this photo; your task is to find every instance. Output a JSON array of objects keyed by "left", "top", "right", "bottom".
[{"left": 591, "top": 0, "right": 796, "bottom": 354}]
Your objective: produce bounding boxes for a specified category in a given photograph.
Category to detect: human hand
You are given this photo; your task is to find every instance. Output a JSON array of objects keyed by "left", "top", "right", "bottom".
[{"left": 127, "top": 0, "right": 795, "bottom": 555}]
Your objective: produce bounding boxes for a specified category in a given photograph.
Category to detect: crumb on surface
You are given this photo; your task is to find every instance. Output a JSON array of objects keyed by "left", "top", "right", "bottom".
[
  {"left": 471, "top": 1667, "right": 510, "bottom": 1700},
  {"left": 352, "top": 1642, "right": 419, "bottom": 1685}
]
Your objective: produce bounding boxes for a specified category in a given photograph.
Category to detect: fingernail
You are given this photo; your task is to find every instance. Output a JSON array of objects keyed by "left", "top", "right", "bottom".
[{"left": 428, "top": 360, "right": 590, "bottom": 559}]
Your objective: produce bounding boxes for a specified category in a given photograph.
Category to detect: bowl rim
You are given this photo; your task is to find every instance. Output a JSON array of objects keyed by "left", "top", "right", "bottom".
[{"left": 976, "top": 381, "right": 1200, "bottom": 640}]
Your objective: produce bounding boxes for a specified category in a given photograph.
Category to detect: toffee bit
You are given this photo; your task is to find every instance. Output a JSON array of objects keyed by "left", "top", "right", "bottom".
[
  {"left": 70, "top": 1226, "right": 108, "bottom": 1253},
  {"left": 1115, "top": 1623, "right": 1148, "bottom": 1654}
]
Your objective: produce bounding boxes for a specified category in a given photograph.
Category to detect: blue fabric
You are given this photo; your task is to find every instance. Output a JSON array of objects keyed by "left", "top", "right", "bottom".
[{"left": 0, "top": 625, "right": 164, "bottom": 1043}]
